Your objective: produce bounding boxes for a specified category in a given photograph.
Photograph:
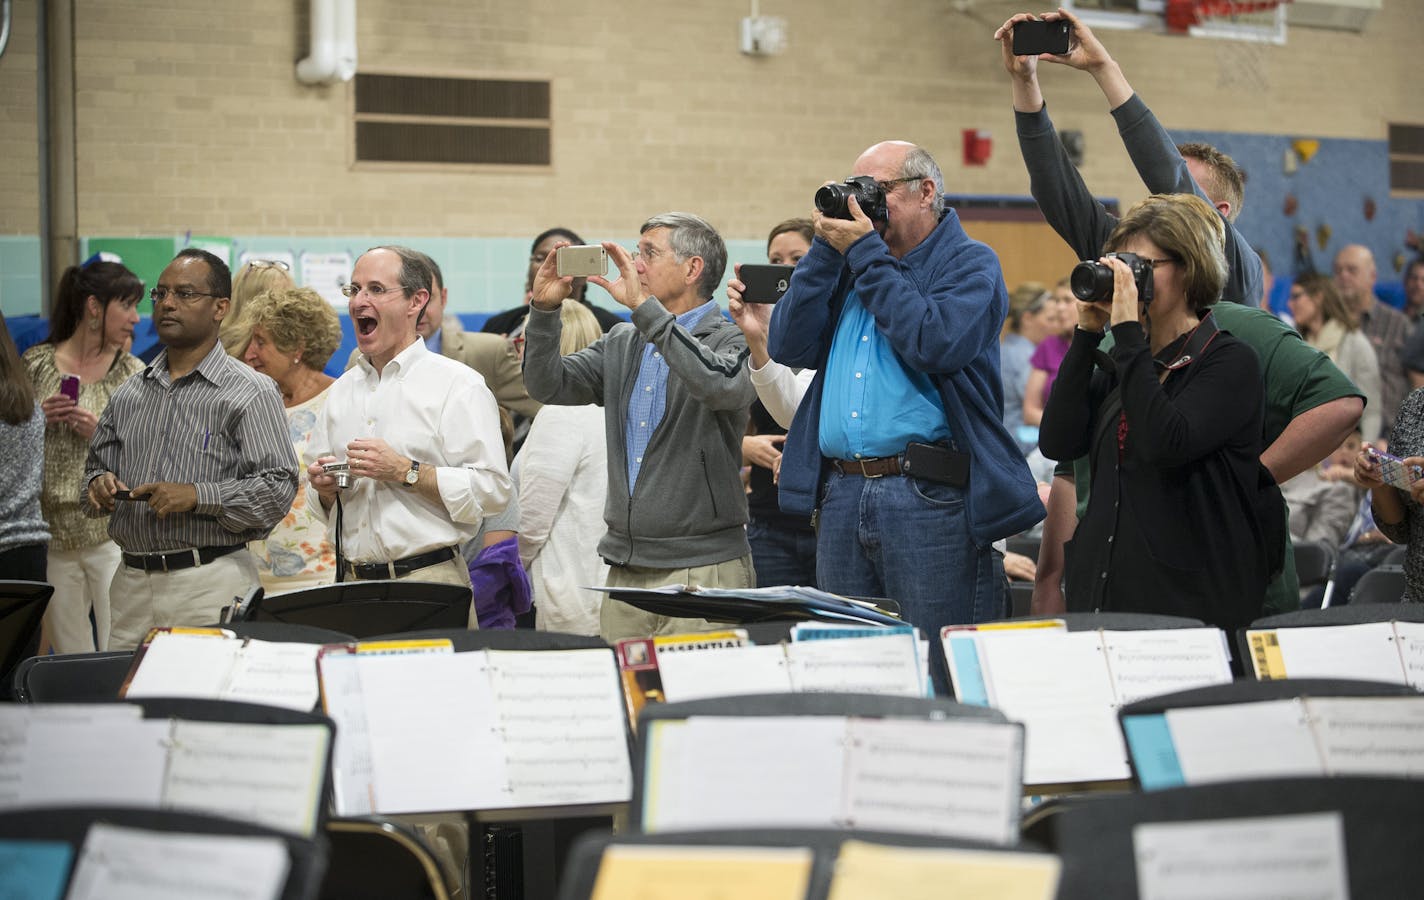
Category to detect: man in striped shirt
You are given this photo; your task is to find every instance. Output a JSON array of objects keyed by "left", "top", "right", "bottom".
[{"left": 84, "top": 249, "right": 299, "bottom": 649}]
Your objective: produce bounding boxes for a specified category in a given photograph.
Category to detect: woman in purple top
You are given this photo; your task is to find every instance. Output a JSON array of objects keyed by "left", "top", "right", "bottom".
[{"left": 1023, "top": 280, "right": 1075, "bottom": 427}]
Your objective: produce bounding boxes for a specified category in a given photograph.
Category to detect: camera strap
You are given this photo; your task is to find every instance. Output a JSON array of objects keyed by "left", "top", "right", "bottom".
[{"left": 1155, "top": 311, "right": 1220, "bottom": 372}]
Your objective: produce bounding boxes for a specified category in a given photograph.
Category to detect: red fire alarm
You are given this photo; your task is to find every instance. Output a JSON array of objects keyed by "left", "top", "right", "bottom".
[{"left": 963, "top": 129, "right": 992, "bottom": 166}]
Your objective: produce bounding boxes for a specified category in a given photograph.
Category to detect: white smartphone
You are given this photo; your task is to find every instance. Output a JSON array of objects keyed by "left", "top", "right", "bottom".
[{"left": 555, "top": 245, "right": 608, "bottom": 278}]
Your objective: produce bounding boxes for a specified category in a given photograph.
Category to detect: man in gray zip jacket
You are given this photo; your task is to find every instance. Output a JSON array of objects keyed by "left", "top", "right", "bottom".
[{"left": 523, "top": 212, "right": 757, "bottom": 641}]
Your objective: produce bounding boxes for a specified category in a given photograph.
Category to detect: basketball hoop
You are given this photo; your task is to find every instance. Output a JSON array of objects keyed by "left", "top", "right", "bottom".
[
  {"left": 1165, "top": 0, "right": 1289, "bottom": 34},
  {"left": 1163, "top": 0, "right": 1288, "bottom": 90}
]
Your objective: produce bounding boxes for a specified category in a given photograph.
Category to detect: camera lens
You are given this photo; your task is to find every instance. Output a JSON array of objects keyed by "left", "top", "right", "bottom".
[
  {"left": 815, "top": 183, "right": 853, "bottom": 219},
  {"left": 1070, "top": 260, "right": 1114, "bottom": 302}
]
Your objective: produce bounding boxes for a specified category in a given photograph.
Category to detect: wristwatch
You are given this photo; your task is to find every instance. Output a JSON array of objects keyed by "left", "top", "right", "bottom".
[{"left": 403, "top": 460, "right": 420, "bottom": 487}]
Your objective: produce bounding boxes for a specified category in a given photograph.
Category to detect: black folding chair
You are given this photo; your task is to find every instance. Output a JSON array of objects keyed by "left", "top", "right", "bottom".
[
  {"left": 0, "top": 579, "right": 53, "bottom": 698},
  {"left": 11, "top": 649, "right": 134, "bottom": 702},
  {"left": 243, "top": 581, "right": 472, "bottom": 638},
  {"left": 1351, "top": 564, "right": 1407, "bottom": 604},
  {"left": 1293, "top": 538, "right": 1337, "bottom": 608},
  {"left": 0, "top": 806, "right": 327, "bottom": 900}
]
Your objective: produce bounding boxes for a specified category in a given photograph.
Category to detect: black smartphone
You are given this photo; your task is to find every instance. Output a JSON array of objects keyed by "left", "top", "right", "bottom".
[
  {"left": 1012, "top": 19, "right": 1072, "bottom": 56},
  {"left": 112, "top": 489, "right": 142, "bottom": 502},
  {"left": 740, "top": 264, "right": 796, "bottom": 304}
]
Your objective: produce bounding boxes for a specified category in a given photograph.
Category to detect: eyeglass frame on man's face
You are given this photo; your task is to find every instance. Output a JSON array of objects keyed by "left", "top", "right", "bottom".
[
  {"left": 340, "top": 282, "right": 410, "bottom": 300},
  {"left": 149, "top": 287, "right": 219, "bottom": 305},
  {"left": 874, "top": 175, "right": 924, "bottom": 195}
]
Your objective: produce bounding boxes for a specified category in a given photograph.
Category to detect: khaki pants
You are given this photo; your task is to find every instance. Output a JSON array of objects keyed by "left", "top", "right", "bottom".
[
  {"left": 108, "top": 549, "right": 260, "bottom": 651},
  {"left": 44, "top": 541, "right": 122, "bottom": 653},
  {"left": 348, "top": 553, "right": 478, "bottom": 630},
  {"left": 599, "top": 555, "right": 755, "bottom": 643}
]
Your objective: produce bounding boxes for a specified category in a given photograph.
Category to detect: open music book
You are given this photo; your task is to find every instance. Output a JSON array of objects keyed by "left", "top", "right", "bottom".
[
  {"left": 944, "top": 626, "right": 1232, "bottom": 785},
  {"left": 317, "top": 643, "right": 632, "bottom": 815},
  {"left": 1246, "top": 621, "right": 1424, "bottom": 688},
  {"left": 65, "top": 822, "right": 291, "bottom": 900},
  {"left": 121, "top": 628, "right": 322, "bottom": 712},
  {"left": 640, "top": 714, "right": 1024, "bottom": 845},
  {"left": 0, "top": 705, "right": 329, "bottom": 836},
  {"left": 1122, "top": 695, "right": 1424, "bottom": 789}
]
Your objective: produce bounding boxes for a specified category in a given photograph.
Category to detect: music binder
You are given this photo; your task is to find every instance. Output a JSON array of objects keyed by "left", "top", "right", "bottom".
[
  {"left": 599, "top": 584, "right": 904, "bottom": 627},
  {"left": 1247, "top": 620, "right": 1424, "bottom": 688},
  {"left": 120, "top": 627, "right": 323, "bottom": 712}
]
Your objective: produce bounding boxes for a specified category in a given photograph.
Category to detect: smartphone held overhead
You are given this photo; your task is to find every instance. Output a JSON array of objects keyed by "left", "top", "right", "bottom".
[
  {"left": 555, "top": 245, "right": 608, "bottom": 278},
  {"left": 1012, "top": 19, "right": 1072, "bottom": 56}
]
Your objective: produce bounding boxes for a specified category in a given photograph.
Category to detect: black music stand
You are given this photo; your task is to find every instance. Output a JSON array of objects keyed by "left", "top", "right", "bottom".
[{"left": 243, "top": 580, "right": 471, "bottom": 638}]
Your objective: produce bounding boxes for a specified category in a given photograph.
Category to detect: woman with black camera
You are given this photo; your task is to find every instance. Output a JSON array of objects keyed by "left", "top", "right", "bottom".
[{"left": 1039, "top": 193, "right": 1283, "bottom": 634}]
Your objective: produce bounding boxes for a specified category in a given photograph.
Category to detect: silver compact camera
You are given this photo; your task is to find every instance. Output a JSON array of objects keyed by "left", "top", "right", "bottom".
[{"left": 321, "top": 461, "right": 354, "bottom": 490}]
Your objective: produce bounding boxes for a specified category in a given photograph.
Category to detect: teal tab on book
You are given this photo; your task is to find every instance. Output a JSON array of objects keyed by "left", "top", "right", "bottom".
[
  {"left": 0, "top": 839, "right": 74, "bottom": 900},
  {"left": 1122, "top": 714, "right": 1185, "bottom": 790},
  {"left": 949, "top": 638, "right": 990, "bottom": 706}
]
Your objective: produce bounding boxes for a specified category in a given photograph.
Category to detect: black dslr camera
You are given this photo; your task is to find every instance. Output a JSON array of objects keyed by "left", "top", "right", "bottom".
[
  {"left": 1070, "top": 252, "right": 1155, "bottom": 305},
  {"left": 815, "top": 176, "right": 889, "bottom": 223}
]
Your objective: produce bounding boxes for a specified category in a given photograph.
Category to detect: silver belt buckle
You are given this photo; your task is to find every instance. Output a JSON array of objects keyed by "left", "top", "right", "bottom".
[{"left": 860, "top": 459, "right": 885, "bottom": 479}]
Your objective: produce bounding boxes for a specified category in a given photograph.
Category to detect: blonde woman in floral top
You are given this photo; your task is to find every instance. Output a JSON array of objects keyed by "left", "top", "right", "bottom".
[
  {"left": 239, "top": 287, "right": 342, "bottom": 593},
  {"left": 23, "top": 261, "right": 144, "bottom": 652}
]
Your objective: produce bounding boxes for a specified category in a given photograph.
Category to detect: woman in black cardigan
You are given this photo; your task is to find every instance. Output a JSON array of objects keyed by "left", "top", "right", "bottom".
[{"left": 1039, "top": 193, "right": 1283, "bottom": 634}]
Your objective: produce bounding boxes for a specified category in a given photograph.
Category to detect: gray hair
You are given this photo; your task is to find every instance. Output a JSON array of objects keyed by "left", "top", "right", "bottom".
[
  {"left": 640, "top": 212, "right": 727, "bottom": 301},
  {"left": 900, "top": 146, "right": 945, "bottom": 217},
  {"left": 366, "top": 245, "right": 434, "bottom": 298}
]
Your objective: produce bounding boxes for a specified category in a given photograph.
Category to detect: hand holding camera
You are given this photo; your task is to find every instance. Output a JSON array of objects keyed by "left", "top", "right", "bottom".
[
  {"left": 308, "top": 455, "right": 345, "bottom": 500},
  {"left": 1071, "top": 252, "right": 1155, "bottom": 329},
  {"left": 813, "top": 180, "right": 876, "bottom": 254}
]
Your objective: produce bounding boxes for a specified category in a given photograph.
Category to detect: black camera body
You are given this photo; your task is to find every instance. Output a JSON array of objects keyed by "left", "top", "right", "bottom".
[
  {"left": 1070, "top": 252, "right": 1155, "bottom": 305},
  {"left": 815, "top": 176, "right": 889, "bottom": 223}
]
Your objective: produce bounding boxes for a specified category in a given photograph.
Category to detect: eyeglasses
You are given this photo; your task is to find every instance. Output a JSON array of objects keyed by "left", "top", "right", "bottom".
[
  {"left": 876, "top": 176, "right": 923, "bottom": 194},
  {"left": 149, "top": 287, "right": 218, "bottom": 304},
  {"left": 340, "top": 283, "right": 409, "bottom": 299},
  {"left": 631, "top": 246, "right": 668, "bottom": 264},
  {"left": 1143, "top": 257, "right": 1179, "bottom": 269},
  {"left": 246, "top": 259, "right": 290, "bottom": 271}
]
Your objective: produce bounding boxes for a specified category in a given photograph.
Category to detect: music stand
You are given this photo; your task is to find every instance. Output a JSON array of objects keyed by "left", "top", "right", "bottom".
[{"left": 243, "top": 580, "right": 471, "bottom": 638}]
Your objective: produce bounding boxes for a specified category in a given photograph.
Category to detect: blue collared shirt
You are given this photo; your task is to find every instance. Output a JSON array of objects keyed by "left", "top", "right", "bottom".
[
  {"left": 426, "top": 327, "right": 443, "bottom": 356},
  {"left": 819, "top": 288, "right": 950, "bottom": 459},
  {"left": 626, "top": 298, "right": 717, "bottom": 486}
]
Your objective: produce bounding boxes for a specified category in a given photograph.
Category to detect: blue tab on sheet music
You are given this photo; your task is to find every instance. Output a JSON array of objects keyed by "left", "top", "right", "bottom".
[
  {"left": 1121, "top": 714, "right": 1185, "bottom": 790},
  {"left": 949, "top": 639, "right": 990, "bottom": 707},
  {"left": 0, "top": 839, "right": 73, "bottom": 900},
  {"left": 791, "top": 623, "right": 915, "bottom": 641}
]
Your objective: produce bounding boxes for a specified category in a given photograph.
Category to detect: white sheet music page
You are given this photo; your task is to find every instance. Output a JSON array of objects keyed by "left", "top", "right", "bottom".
[
  {"left": 1101, "top": 628, "right": 1233, "bottom": 706},
  {"left": 641, "top": 716, "right": 846, "bottom": 831},
  {"left": 1133, "top": 812, "right": 1349, "bottom": 900},
  {"left": 0, "top": 705, "right": 145, "bottom": 807},
  {"left": 1272, "top": 623, "right": 1408, "bottom": 683},
  {"left": 976, "top": 630, "right": 1127, "bottom": 784},
  {"left": 161, "top": 720, "right": 329, "bottom": 836},
  {"left": 482, "top": 649, "right": 632, "bottom": 807},
  {"left": 1308, "top": 696, "right": 1424, "bottom": 777},
  {"left": 840, "top": 717, "right": 1022, "bottom": 845},
  {"left": 65, "top": 822, "right": 290, "bottom": 900},
  {"left": 17, "top": 707, "right": 167, "bottom": 808},
  {"left": 315, "top": 650, "right": 375, "bottom": 816},
  {"left": 1163, "top": 700, "right": 1324, "bottom": 784},
  {"left": 124, "top": 631, "right": 243, "bottom": 699},
  {"left": 1391, "top": 621, "right": 1424, "bottom": 690},
  {"left": 357, "top": 651, "right": 503, "bottom": 814},
  {"left": 787, "top": 634, "right": 923, "bottom": 697},
  {"left": 223, "top": 640, "right": 322, "bottom": 711},
  {"left": 656, "top": 644, "right": 791, "bottom": 702}
]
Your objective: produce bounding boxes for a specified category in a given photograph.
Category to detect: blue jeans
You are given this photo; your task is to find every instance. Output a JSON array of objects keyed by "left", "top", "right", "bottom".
[
  {"left": 748, "top": 518, "right": 819, "bottom": 588},
  {"left": 815, "top": 471, "right": 1003, "bottom": 689}
]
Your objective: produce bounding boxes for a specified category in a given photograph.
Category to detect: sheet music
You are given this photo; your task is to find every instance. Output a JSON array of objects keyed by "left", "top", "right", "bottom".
[
  {"left": 976, "top": 630, "right": 1128, "bottom": 784},
  {"left": 1309, "top": 696, "right": 1424, "bottom": 777},
  {"left": 1162, "top": 700, "right": 1324, "bottom": 784},
  {"left": 656, "top": 645, "right": 791, "bottom": 702},
  {"left": 641, "top": 716, "right": 846, "bottom": 831},
  {"left": 787, "top": 634, "right": 923, "bottom": 697},
  {"left": 483, "top": 649, "right": 632, "bottom": 807},
  {"left": 65, "top": 822, "right": 290, "bottom": 900},
  {"left": 1391, "top": 621, "right": 1424, "bottom": 690},
  {"left": 17, "top": 708, "right": 167, "bottom": 809},
  {"left": 356, "top": 651, "right": 503, "bottom": 814},
  {"left": 827, "top": 840, "right": 1060, "bottom": 900},
  {"left": 124, "top": 632, "right": 243, "bottom": 699},
  {"left": 223, "top": 641, "right": 322, "bottom": 711},
  {"left": 161, "top": 721, "right": 329, "bottom": 836},
  {"left": 1102, "top": 628, "right": 1233, "bottom": 705},
  {"left": 840, "top": 718, "right": 1022, "bottom": 845},
  {"left": 0, "top": 706, "right": 145, "bottom": 805},
  {"left": 1132, "top": 812, "right": 1349, "bottom": 900},
  {"left": 1272, "top": 623, "right": 1408, "bottom": 683},
  {"left": 316, "top": 651, "right": 376, "bottom": 815},
  {"left": 590, "top": 845, "right": 813, "bottom": 900}
]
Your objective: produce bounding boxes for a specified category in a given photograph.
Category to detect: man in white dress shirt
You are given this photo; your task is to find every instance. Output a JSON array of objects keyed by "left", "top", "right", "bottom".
[{"left": 307, "top": 246, "right": 511, "bottom": 617}]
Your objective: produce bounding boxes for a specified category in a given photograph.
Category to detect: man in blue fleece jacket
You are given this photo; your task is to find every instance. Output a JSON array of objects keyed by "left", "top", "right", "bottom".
[{"left": 768, "top": 141, "right": 1043, "bottom": 656}]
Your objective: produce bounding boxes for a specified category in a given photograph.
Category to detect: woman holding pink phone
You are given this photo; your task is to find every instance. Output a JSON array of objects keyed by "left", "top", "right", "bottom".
[{"left": 22, "top": 260, "right": 144, "bottom": 653}]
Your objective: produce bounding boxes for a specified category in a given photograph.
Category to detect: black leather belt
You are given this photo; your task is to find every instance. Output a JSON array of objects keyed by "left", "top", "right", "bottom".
[
  {"left": 346, "top": 546, "right": 458, "bottom": 580},
  {"left": 122, "top": 544, "right": 244, "bottom": 573},
  {"left": 829, "top": 456, "right": 903, "bottom": 478}
]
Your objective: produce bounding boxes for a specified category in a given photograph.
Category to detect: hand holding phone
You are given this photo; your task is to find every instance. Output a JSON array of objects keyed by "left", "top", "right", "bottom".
[
  {"left": 1367, "top": 447, "right": 1422, "bottom": 490},
  {"left": 59, "top": 374, "right": 81, "bottom": 403},
  {"left": 1012, "top": 19, "right": 1072, "bottom": 56},
  {"left": 739, "top": 264, "right": 795, "bottom": 304},
  {"left": 555, "top": 245, "right": 608, "bottom": 278}
]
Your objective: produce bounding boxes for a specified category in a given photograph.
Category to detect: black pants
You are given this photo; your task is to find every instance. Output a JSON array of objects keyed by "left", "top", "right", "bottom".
[{"left": 0, "top": 543, "right": 47, "bottom": 582}]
